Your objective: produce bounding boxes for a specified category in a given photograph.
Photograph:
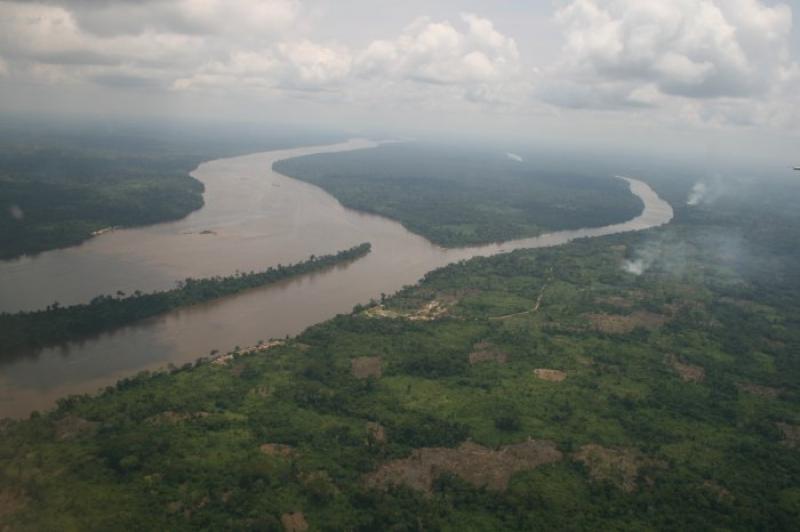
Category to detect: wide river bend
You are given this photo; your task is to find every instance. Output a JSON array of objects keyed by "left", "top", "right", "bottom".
[{"left": 0, "top": 139, "right": 673, "bottom": 418}]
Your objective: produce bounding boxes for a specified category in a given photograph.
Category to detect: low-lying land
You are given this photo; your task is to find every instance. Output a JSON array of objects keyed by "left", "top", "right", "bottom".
[
  {"left": 2, "top": 149, "right": 800, "bottom": 529},
  {"left": 274, "top": 143, "right": 643, "bottom": 247},
  {"left": 0, "top": 243, "right": 371, "bottom": 359},
  {"left": 1, "top": 194, "right": 799, "bottom": 529},
  {"left": 0, "top": 120, "right": 342, "bottom": 259}
]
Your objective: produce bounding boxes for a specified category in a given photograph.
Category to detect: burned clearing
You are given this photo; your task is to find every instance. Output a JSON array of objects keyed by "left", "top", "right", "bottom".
[
  {"left": 666, "top": 354, "right": 706, "bottom": 383},
  {"left": 259, "top": 443, "right": 296, "bottom": 458},
  {"left": 351, "top": 356, "right": 382, "bottom": 379},
  {"left": 281, "top": 512, "right": 308, "bottom": 532},
  {"left": 573, "top": 444, "right": 665, "bottom": 493},
  {"left": 586, "top": 311, "right": 668, "bottom": 334},
  {"left": 364, "top": 440, "right": 563, "bottom": 493},
  {"left": 468, "top": 341, "right": 509, "bottom": 365},
  {"left": 534, "top": 368, "right": 567, "bottom": 382}
]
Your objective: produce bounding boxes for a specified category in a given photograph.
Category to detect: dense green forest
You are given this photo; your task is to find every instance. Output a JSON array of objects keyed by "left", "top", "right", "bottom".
[
  {"left": 2, "top": 167, "right": 799, "bottom": 530},
  {"left": 0, "top": 243, "right": 371, "bottom": 360},
  {"left": 274, "top": 143, "right": 644, "bottom": 247},
  {"left": 0, "top": 118, "right": 342, "bottom": 259}
]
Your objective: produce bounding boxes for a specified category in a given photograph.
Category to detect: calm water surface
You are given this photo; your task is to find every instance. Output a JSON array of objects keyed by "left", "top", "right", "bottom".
[{"left": 0, "top": 140, "right": 673, "bottom": 418}]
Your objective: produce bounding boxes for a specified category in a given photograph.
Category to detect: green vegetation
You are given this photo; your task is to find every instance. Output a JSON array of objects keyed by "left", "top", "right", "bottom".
[
  {"left": 274, "top": 143, "right": 643, "bottom": 247},
  {"left": 0, "top": 119, "right": 341, "bottom": 259},
  {"left": 0, "top": 243, "right": 371, "bottom": 359},
  {"left": 1, "top": 133, "right": 798, "bottom": 529},
  {"left": 2, "top": 166, "right": 799, "bottom": 529}
]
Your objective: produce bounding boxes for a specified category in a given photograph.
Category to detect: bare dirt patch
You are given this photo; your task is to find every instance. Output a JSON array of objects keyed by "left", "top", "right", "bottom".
[
  {"left": 211, "top": 353, "right": 236, "bottom": 366},
  {"left": 666, "top": 355, "right": 705, "bottom": 383},
  {"left": 281, "top": 512, "right": 309, "bottom": 532},
  {"left": 597, "top": 296, "right": 635, "bottom": 309},
  {"left": 351, "top": 356, "right": 382, "bottom": 379},
  {"left": 366, "top": 421, "right": 387, "bottom": 444},
  {"left": 364, "top": 300, "right": 451, "bottom": 321},
  {"left": 364, "top": 439, "right": 562, "bottom": 493},
  {"left": 0, "top": 489, "right": 26, "bottom": 522},
  {"left": 737, "top": 381, "right": 781, "bottom": 399},
  {"left": 573, "top": 444, "right": 663, "bottom": 493},
  {"left": 53, "top": 415, "right": 97, "bottom": 441},
  {"left": 776, "top": 423, "right": 800, "bottom": 449},
  {"left": 260, "top": 443, "right": 296, "bottom": 458},
  {"left": 468, "top": 341, "right": 509, "bottom": 365},
  {"left": 534, "top": 369, "right": 567, "bottom": 382},
  {"left": 241, "top": 339, "right": 284, "bottom": 355},
  {"left": 586, "top": 311, "right": 667, "bottom": 334},
  {"left": 211, "top": 340, "right": 285, "bottom": 366},
  {"left": 250, "top": 385, "right": 271, "bottom": 398},
  {"left": 702, "top": 480, "right": 733, "bottom": 501}
]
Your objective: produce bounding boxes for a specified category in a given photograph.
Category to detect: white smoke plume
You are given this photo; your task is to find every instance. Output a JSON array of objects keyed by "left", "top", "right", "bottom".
[
  {"left": 621, "top": 235, "right": 688, "bottom": 277},
  {"left": 8, "top": 205, "right": 23, "bottom": 220},
  {"left": 622, "top": 249, "right": 659, "bottom": 275},
  {"left": 687, "top": 182, "right": 708, "bottom": 206},
  {"left": 506, "top": 152, "right": 524, "bottom": 163},
  {"left": 687, "top": 175, "right": 727, "bottom": 206}
]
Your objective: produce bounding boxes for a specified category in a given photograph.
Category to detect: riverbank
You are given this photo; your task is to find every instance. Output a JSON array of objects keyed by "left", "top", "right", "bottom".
[
  {"left": 0, "top": 243, "right": 371, "bottom": 359},
  {"left": 3, "top": 217, "right": 799, "bottom": 529},
  {"left": 0, "top": 140, "right": 671, "bottom": 419}
]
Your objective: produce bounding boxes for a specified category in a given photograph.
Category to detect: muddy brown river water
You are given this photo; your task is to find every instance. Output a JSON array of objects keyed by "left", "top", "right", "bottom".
[{"left": 0, "top": 139, "right": 673, "bottom": 418}]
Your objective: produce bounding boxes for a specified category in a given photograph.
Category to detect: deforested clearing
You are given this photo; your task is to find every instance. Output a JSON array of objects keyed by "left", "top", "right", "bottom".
[
  {"left": 573, "top": 444, "right": 665, "bottom": 493},
  {"left": 364, "top": 440, "right": 563, "bottom": 493},
  {"left": 666, "top": 354, "right": 705, "bottom": 383},
  {"left": 586, "top": 311, "right": 667, "bottom": 334},
  {"left": 534, "top": 368, "right": 567, "bottom": 382},
  {"left": 351, "top": 356, "right": 382, "bottom": 379}
]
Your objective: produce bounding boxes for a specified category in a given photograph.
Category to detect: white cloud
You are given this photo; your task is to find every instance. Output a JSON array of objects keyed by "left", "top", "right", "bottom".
[
  {"left": 0, "top": 2, "right": 210, "bottom": 87},
  {"left": 175, "top": 12, "right": 524, "bottom": 107},
  {"left": 0, "top": 0, "right": 796, "bottom": 136},
  {"left": 0, "top": 2, "right": 521, "bottom": 109},
  {"left": 356, "top": 14, "right": 520, "bottom": 86},
  {"left": 43, "top": 0, "right": 300, "bottom": 38},
  {"left": 173, "top": 41, "right": 352, "bottom": 92},
  {"left": 276, "top": 41, "right": 352, "bottom": 89},
  {"left": 542, "top": 0, "right": 795, "bottom": 112}
]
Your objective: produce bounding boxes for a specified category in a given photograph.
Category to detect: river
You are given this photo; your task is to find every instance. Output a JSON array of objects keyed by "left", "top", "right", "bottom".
[{"left": 0, "top": 139, "right": 673, "bottom": 418}]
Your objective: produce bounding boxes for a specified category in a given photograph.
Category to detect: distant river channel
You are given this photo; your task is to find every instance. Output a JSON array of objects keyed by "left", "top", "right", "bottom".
[{"left": 0, "top": 140, "right": 673, "bottom": 418}]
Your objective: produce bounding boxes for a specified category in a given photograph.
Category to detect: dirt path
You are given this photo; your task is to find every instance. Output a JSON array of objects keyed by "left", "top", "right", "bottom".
[{"left": 490, "top": 275, "right": 550, "bottom": 321}]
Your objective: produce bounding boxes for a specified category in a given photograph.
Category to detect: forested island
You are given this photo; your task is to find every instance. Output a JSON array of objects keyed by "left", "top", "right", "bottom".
[
  {"left": 0, "top": 119, "right": 342, "bottom": 259},
  {"left": 1, "top": 169, "right": 799, "bottom": 529},
  {"left": 0, "top": 243, "right": 371, "bottom": 359},
  {"left": 274, "top": 142, "right": 644, "bottom": 247}
]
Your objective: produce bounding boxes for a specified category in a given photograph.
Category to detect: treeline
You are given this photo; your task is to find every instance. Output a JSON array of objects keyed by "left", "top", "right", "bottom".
[{"left": 0, "top": 243, "right": 371, "bottom": 357}]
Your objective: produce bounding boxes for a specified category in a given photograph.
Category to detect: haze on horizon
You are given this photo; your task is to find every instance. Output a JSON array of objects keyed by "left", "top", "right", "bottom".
[{"left": 1, "top": 0, "right": 799, "bottom": 162}]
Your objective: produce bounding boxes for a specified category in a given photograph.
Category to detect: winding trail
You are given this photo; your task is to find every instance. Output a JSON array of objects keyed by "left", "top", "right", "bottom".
[
  {"left": 0, "top": 139, "right": 673, "bottom": 418},
  {"left": 489, "top": 272, "right": 551, "bottom": 321}
]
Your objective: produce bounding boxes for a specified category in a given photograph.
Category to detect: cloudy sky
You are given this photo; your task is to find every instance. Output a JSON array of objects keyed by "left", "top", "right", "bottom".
[{"left": 1, "top": 0, "right": 798, "bottom": 159}]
